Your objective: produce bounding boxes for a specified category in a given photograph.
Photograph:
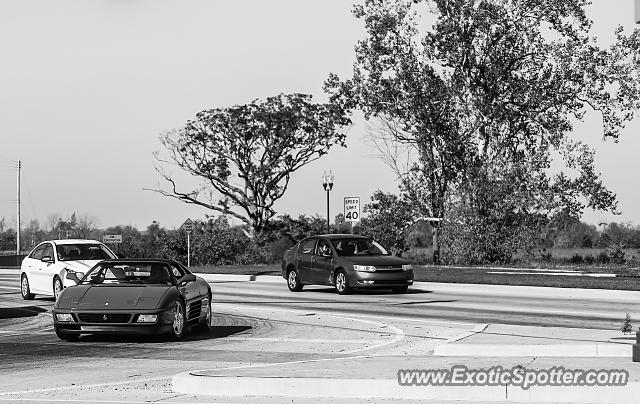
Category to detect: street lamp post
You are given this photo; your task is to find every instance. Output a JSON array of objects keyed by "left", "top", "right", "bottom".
[{"left": 322, "top": 170, "right": 334, "bottom": 233}]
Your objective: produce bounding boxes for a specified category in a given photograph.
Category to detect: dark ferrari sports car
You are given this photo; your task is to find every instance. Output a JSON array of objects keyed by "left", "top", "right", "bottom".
[{"left": 52, "top": 259, "right": 212, "bottom": 341}]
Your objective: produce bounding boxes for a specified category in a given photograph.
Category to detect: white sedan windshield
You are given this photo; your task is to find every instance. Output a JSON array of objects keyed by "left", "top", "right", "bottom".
[{"left": 57, "top": 244, "right": 115, "bottom": 261}]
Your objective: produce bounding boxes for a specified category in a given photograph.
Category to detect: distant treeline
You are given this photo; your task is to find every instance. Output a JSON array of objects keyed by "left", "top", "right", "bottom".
[{"left": 0, "top": 211, "right": 636, "bottom": 266}]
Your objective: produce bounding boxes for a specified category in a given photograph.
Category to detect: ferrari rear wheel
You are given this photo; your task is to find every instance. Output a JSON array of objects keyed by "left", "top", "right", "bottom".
[
  {"left": 171, "top": 300, "right": 185, "bottom": 339},
  {"left": 21, "top": 274, "right": 35, "bottom": 300}
]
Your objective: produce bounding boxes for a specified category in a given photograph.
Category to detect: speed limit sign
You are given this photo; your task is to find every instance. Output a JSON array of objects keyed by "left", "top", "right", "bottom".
[{"left": 344, "top": 197, "right": 360, "bottom": 222}]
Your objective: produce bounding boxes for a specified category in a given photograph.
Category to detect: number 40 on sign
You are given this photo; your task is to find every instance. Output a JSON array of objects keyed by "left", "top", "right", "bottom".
[{"left": 344, "top": 197, "right": 360, "bottom": 222}]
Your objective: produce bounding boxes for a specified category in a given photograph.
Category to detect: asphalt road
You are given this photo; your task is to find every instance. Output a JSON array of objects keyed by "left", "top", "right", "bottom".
[{"left": 1, "top": 268, "right": 639, "bottom": 403}]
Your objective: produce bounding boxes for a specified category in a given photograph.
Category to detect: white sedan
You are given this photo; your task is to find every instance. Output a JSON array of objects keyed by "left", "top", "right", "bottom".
[{"left": 20, "top": 239, "right": 118, "bottom": 300}]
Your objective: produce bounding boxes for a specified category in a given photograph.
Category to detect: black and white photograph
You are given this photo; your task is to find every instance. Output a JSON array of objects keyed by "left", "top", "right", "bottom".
[{"left": 2, "top": 1, "right": 640, "bottom": 403}]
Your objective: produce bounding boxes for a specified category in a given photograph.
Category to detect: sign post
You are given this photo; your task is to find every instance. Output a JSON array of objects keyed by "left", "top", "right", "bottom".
[
  {"left": 343, "top": 197, "right": 360, "bottom": 234},
  {"left": 103, "top": 234, "right": 123, "bottom": 256},
  {"left": 182, "top": 219, "right": 194, "bottom": 267}
]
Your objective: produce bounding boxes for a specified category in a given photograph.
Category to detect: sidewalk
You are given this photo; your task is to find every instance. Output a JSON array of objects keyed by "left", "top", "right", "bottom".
[
  {"left": 171, "top": 284, "right": 640, "bottom": 402},
  {"left": 433, "top": 323, "right": 635, "bottom": 357},
  {"left": 173, "top": 324, "right": 640, "bottom": 402},
  {"left": 173, "top": 354, "right": 640, "bottom": 402}
]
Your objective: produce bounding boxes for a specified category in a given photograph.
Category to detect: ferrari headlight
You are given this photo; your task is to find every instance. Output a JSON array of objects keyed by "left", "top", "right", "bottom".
[
  {"left": 137, "top": 314, "right": 158, "bottom": 323},
  {"left": 56, "top": 313, "right": 74, "bottom": 322},
  {"left": 402, "top": 265, "right": 413, "bottom": 271},
  {"left": 353, "top": 265, "right": 376, "bottom": 272}
]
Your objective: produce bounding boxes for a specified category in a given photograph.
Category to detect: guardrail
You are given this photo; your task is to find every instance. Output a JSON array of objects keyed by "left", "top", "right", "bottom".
[{"left": 0, "top": 255, "right": 26, "bottom": 267}]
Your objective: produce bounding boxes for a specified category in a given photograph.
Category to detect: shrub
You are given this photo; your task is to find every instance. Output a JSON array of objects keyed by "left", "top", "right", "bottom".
[
  {"left": 584, "top": 254, "right": 595, "bottom": 265},
  {"left": 569, "top": 254, "right": 584, "bottom": 264},
  {"left": 607, "top": 244, "right": 626, "bottom": 265},
  {"left": 595, "top": 251, "right": 610, "bottom": 264},
  {"left": 267, "top": 236, "right": 295, "bottom": 264},
  {"left": 403, "top": 248, "right": 433, "bottom": 265}
]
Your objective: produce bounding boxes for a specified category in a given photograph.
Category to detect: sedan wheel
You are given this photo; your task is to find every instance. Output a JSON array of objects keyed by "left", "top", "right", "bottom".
[
  {"left": 171, "top": 300, "right": 185, "bottom": 339},
  {"left": 334, "top": 271, "right": 351, "bottom": 295},
  {"left": 287, "top": 269, "right": 303, "bottom": 292},
  {"left": 21, "top": 275, "right": 35, "bottom": 300},
  {"left": 53, "top": 277, "right": 63, "bottom": 300}
]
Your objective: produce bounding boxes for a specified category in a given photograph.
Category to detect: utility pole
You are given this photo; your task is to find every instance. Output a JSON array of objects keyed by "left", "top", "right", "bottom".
[{"left": 16, "top": 160, "right": 21, "bottom": 256}]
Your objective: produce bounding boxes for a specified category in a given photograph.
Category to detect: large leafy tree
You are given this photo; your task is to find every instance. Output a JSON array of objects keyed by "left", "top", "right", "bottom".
[
  {"left": 360, "top": 190, "right": 414, "bottom": 255},
  {"left": 326, "top": 0, "right": 640, "bottom": 263},
  {"left": 153, "top": 93, "right": 350, "bottom": 241}
]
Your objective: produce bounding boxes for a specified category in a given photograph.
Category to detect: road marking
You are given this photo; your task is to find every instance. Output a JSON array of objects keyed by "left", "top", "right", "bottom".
[
  {"left": 226, "top": 337, "right": 369, "bottom": 343},
  {"left": 216, "top": 301, "right": 478, "bottom": 328},
  {"left": 216, "top": 303, "right": 406, "bottom": 354},
  {"left": 331, "top": 315, "right": 404, "bottom": 354}
]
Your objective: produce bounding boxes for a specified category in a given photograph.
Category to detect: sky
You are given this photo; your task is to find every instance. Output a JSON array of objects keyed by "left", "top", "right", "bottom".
[{"left": 0, "top": 0, "right": 639, "bottom": 231}]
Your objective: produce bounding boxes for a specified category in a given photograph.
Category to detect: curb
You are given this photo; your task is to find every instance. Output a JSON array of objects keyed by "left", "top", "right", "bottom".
[
  {"left": 172, "top": 374, "right": 640, "bottom": 402},
  {"left": 432, "top": 343, "right": 631, "bottom": 357}
]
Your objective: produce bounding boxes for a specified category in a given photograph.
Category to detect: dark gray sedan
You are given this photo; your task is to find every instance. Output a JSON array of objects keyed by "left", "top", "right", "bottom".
[{"left": 281, "top": 234, "right": 414, "bottom": 294}]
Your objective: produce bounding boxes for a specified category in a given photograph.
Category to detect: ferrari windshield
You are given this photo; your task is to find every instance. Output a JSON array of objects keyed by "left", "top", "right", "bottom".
[
  {"left": 57, "top": 244, "right": 115, "bottom": 261},
  {"left": 79, "top": 263, "right": 174, "bottom": 285},
  {"left": 331, "top": 238, "right": 389, "bottom": 256}
]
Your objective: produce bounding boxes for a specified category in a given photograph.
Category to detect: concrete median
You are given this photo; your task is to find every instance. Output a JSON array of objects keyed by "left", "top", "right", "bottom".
[{"left": 172, "top": 372, "right": 640, "bottom": 402}]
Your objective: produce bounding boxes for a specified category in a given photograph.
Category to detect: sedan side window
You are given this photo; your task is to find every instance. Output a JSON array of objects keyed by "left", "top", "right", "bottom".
[
  {"left": 299, "top": 239, "right": 316, "bottom": 255},
  {"left": 30, "top": 245, "right": 46, "bottom": 260},
  {"left": 42, "top": 244, "right": 54, "bottom": 260},
  {"left": 315, "top": 239, "right": 332, "bottom": 256}
]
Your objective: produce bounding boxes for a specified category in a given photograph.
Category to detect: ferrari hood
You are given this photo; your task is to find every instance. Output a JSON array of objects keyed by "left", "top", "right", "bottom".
[{"left": 57, "top": 285, "right": 170, "bottom": 310}]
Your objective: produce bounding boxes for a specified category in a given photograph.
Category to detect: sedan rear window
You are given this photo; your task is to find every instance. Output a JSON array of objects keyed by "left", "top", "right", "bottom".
[{"left": 299, "top": 238, "right": 317, "bottom": 254}]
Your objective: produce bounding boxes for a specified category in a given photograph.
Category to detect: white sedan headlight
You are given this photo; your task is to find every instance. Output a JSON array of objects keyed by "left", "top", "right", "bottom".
[
  {"left": 353, "top": 265, "right": 376, "bottom": 272},
  {"left": 66, "top": 268, "right": 84, "bottom": 278},
  {"left": 402, "top": 265, "right": 413, "bottom": 271}
]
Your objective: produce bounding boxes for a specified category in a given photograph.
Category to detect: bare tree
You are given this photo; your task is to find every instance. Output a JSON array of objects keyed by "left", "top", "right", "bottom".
[
  {"left": 150, "top": 93, "right": 350, "bottom": 241},
  {"left": 75, "top": 214, "right": 97, "bottom": 239}
]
